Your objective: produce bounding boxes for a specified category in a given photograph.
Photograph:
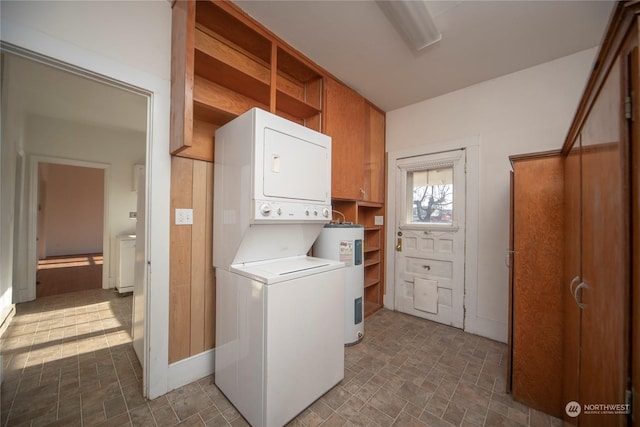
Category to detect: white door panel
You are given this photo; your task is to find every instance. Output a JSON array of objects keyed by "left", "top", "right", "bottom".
[{"left": 394, "top": 150, "right": 465, "bottom": 328}]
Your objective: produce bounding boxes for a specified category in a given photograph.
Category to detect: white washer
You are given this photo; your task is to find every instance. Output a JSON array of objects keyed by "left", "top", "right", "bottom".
[{"left": 215, "top": 256, "right": 345, "bottom": 427}]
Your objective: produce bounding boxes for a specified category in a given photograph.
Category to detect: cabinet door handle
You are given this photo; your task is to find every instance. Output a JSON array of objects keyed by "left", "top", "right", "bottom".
[
  {"left": 569, "top": 276, "right": 580, "bottom": 297},
  {"left": 422, "top": 265, "right": 431, "bottom": 270},
  {"left": 573, "top": 281, "right": 589, "bottom": 309},
  {"left": 505, "top": 250, "right": 515, "bottom": 268}
]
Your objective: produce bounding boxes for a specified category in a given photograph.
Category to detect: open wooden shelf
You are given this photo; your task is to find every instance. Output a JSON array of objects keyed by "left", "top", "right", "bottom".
[
  {"left": 193, "top": 76, "right": 268, "bottom": 121},
  {"left": 194, "top": 26, "right": 271, "bottom": 107},
  {"left": 365, "top": 277, "right": 379, "bottom": 289},
  {"left": 364, "top": 301, "right": 382, "bottom": 317}
]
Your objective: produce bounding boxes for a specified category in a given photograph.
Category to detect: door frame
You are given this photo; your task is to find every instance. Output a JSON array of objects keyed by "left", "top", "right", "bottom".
[
  {"left": 393, "top": 149, "right": 466, "bottom": 327},
  {"left": 1, "top": 25, "right": 171, "bottom": 398},
  {"left": 386, "top": 136, "right": 480, "bottom": 333},
  {"left": 28, "top": 157, "right": 111, "bottom": 298}
]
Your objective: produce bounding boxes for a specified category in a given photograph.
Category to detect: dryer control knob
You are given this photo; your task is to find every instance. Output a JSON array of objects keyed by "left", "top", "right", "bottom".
[
  {"left": 322, "top": 208, "right": 330, "bottom": 218},
  {"left": 313, "top": 210, "right": 318, "bottom": 216},
  {"left": 304, "top": 209, "right": 310, "bottom": 216},
  {"left": 260, "top": 204, "right": 272, "bottom": 216}
]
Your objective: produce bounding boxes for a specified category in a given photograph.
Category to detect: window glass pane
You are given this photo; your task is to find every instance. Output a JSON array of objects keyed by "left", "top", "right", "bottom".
[{"left": 408, "top": 167, "right": 453, "bottom": 224}]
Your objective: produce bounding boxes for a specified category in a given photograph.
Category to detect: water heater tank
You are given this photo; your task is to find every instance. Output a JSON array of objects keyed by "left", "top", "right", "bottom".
[{"left": 313, "top": 224, "right": 364, "bottom": 345}]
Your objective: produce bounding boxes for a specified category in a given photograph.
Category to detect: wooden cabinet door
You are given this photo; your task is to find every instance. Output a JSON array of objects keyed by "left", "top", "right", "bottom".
[
  {"left": 363, "top": 103, "right": 385, "bottom": 203},
  {"left": 324, "top": 78, "right": 365, "bottom": 200},
  {"left": 579, "top": 55, "right": 629, "bottom": 427}
]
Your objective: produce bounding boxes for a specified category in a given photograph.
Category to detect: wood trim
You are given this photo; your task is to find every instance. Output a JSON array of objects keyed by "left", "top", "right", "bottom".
[
  {"left": 509, "top": 149, "right": 563, "bottom": 167},
  {"left": 170, "top": 0, "right": 195, "bottom": 155},
  {"left": 562, "top": 2, "right": 639, "bottom": 154}
]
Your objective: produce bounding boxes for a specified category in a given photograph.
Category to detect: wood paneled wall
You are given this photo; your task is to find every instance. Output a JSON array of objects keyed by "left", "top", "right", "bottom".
[{"left": 169, "top": 157, "right": 215, "bottom": 363}]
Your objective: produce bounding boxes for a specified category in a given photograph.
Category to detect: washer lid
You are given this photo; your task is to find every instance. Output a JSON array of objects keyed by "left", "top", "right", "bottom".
[{"left": 230, "top": 255, "right": 344, "bottom": 285}]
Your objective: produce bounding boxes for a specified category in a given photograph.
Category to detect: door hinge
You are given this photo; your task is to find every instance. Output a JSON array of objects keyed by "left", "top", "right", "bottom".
[
  {"left": 625, "top": 95, "right": 634, "bottom": 120},
  {"left": 626, "top": 388, "right": 633, "bottom": 420}
]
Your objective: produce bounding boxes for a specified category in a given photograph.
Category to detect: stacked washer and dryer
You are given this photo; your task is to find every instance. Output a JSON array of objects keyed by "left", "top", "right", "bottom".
[{"left": 212, "top": 108, "right": 345, "bottom": 427}]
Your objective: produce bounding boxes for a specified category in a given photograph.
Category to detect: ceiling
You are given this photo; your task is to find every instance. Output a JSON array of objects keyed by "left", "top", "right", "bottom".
[
  {"left": 3, "top": 53, "right": 147, "bottom": 133},
  {"left": 234, "top": 0, "right": 616, "bottom": 112}
]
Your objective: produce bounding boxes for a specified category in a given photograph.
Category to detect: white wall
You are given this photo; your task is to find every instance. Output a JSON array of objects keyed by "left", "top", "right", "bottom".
[
  {"left": 41, "top": 163, "right": 105, "bottom": 257},
  {"left": 386, "top": 48, "right": 597, "bottom": 343},
  {"left": 1, "top": 0, "right": 172, "bottom": 398}
]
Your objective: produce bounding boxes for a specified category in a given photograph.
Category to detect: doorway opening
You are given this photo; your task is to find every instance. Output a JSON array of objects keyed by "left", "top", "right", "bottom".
[{"left": 36, "top": 162, "right": 106, "bottom": 298}]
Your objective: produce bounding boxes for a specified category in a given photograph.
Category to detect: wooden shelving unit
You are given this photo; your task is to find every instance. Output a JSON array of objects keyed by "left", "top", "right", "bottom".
[
  {"left": 171, "top": 0, "right": 325, "bottom": 162},
  {"left": 333, "top": 200, "right": 385, "bottom": 317}
]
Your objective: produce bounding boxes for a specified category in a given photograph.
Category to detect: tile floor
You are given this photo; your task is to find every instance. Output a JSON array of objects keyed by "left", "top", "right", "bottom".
[{"left": 0, "top": 289, "right": 562, "bottom": 427}]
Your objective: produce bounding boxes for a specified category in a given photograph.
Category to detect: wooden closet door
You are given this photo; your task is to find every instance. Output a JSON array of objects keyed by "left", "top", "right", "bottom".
[{"left": 579, "top": 55, "right": 629, "bottom": 427}]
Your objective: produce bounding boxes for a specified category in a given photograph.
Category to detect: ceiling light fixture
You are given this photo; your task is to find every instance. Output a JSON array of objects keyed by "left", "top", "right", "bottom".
[{"left": 376, "top": 0, "right": 441, "bottom": 51}]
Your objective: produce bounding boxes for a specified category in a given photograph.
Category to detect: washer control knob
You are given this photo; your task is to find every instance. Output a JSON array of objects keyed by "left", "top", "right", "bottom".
[
  {"left": 313, "top": 210, "right": 318, "bottom": 216},
  {"left": 322, "top": 208, "right": 330, "bottom": 218},
  {"left": 260, "top": 204, "right": 272, "bottom": 216},
  {"left": 277, "top": 208, "right": 282, "bottom": 216},
  {"left": 304, "top": 209, "right": 310, "bottom": 216}
]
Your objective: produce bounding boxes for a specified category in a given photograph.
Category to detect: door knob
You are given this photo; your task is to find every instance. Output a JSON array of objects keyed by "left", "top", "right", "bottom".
[{"left": 396, "top": 238, "right": 402, "bottom": 252}]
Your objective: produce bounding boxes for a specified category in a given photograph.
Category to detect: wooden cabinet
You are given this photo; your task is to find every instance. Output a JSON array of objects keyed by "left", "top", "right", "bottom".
[
  {"left": 171, "top": 0, "right": 324, "bottom": 162},
  {"left": 324, "top": 78, "right": 366, "bottom": 200},
  {"left": 563, "top": 46, "right": 631, "bottom": 427},
  {"left": 509, "top": 3, "right": 639, "bottom": 423},
  {"left": 324, "top": 78, "right": 386, "bottom": 203}
]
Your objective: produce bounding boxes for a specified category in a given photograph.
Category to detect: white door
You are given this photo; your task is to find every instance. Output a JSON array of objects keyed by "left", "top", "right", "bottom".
[
  {"left": 132, "top": 166, "right": 146, "bottom": 377},
  {"left": 394, "top": 150, "right": 466, "bottom": 328}
]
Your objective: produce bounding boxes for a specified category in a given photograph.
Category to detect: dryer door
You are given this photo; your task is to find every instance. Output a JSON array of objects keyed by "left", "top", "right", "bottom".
[{"left": 262, "top": 128, "right": 330, "bottom": 203}]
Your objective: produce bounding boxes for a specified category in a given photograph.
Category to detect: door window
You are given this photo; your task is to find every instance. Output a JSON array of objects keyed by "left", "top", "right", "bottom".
[{"left": 406, "top": 167, "right": 453, "bottom": 225}]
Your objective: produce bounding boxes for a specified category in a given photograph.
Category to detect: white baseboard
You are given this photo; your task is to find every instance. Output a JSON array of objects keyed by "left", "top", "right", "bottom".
[
  {"left": 167, "top": 348, "right": 216, "bottom": 392},
  {"left": 464, "top": 315, "right": 508, "bottom": 344},
  {"left": 0, "top": 304, "right": 16, "bottom": 338}
]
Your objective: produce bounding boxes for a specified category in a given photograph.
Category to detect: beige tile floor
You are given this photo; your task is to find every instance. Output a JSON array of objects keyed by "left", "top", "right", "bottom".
[{"left": 0, "top": 289, "right": 562, "bottom": 427}]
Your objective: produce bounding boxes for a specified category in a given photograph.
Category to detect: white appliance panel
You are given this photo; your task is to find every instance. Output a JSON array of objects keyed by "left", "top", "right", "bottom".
[
  {"left": 231, "top": 255, "right": 343, "bottom": 285},
  {"left": 262, "top": 128, "right": 329, "bottom": 202},
  {"left": 265, "top": 267, "right": 345, "bottom": 426},
  {"left": 213, "top": 108, "right": 333, "bottom": 268},
  {"left": 215, "top": 266, "right": 345, "bottom": 427}
]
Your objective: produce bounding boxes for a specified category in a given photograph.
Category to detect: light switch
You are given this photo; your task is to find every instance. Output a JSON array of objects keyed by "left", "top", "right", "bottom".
[
  {"left": 374, "top": 216, "right": 384, "bottom": 226},
  {"left": 175, "top": 208, "right": 193, "bottom": 225}
]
